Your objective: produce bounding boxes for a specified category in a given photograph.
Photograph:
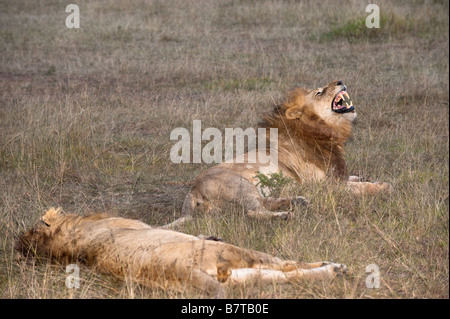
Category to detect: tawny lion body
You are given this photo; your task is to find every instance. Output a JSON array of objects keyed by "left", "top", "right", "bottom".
[
  {"left": 166, "top": 80, "right": 393, "bottom": 228},
  {"left": 17, "top": 208, "right": 347, "bottom": 298}
]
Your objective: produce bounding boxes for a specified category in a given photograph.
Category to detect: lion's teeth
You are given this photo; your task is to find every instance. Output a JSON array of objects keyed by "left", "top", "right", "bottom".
[{"left": 345, "top": 101, "right": 350, "bottom": 108}]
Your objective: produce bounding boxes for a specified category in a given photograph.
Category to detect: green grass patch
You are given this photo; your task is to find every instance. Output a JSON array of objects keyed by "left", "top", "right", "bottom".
[{"left": 314, "top": 11, "right": 432, "bottom": 43}]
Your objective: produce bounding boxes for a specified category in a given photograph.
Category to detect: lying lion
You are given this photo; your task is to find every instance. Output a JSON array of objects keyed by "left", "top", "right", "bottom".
[
  {"left": 166, "top": 80, "right": 393, "bottom": 227},
  {"left": 17, "top": 207, "right": 347, "bottom": 298}
]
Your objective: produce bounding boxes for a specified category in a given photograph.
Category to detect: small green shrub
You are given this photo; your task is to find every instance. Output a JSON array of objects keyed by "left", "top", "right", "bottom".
[{"left": 254, "top": 171, "right": 293, "bottom": 197}]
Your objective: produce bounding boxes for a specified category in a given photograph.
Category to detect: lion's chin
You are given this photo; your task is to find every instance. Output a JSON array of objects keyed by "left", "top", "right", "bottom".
[{"left": 344, "top": 111, "right": 357, "bottom": 123}]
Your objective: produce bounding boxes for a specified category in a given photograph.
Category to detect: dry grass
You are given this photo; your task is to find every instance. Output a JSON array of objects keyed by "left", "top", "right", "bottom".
[{"left": 0, "top": 0, "right": 448, "bottom": 299}]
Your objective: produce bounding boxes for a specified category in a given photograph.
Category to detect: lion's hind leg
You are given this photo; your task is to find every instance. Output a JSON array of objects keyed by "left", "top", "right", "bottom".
[
  {"left": 246, "top": 195, "right": 309, "bottom": 219},
  {"left": 214, "top": 243, "right": 347, "bottom": 285},
  {"left": 262, "top": 196, "right": 309, "bottom": 211},
  {"left": 238, "top": 180, "right": 302, "bottom": 220},
  {"left": 225, "top": 262, "right": 347, "bottom": 285},
  {"left": 179, "top": 168, "right": 298, "bottom": 223}
]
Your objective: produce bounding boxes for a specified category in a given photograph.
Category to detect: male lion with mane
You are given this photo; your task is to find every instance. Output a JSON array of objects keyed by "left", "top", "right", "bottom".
[
  {"left": 17, "top": 207, "right": 347, "bottom": 298},
  {"left": 166, "top": 80, "right": 393, "bottom": 227}
]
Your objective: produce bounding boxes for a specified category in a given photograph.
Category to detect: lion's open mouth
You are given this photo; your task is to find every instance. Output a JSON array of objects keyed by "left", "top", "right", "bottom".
[{"left": 332, "top": 90, "right": 354, "bottom": 113}]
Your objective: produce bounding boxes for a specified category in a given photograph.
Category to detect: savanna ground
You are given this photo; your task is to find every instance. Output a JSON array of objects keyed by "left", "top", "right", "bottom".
[{"left": 0, "top": 0, "right": 448, "bottom": 299}]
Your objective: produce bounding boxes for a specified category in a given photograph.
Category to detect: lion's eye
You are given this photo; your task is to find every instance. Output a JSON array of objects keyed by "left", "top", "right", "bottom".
[{"left": 315, "top": 90, "right": 322, "bottom": 96}]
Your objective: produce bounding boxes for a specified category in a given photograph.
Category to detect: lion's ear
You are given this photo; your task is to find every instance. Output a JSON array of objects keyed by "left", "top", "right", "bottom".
[
  {"left": 285, "top": 107, "right": 302, "bottom": 120},
  {"left": 41, "top": 207, "right": 64, "bottom": 226}
]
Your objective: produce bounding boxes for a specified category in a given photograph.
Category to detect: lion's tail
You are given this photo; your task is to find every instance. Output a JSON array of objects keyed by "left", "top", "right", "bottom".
[
  {"left": 181, "top": 189, "right": 196, "bottom": 215},
  {"left": 162, "top": 190, "right": 197, "bottom": 228}
]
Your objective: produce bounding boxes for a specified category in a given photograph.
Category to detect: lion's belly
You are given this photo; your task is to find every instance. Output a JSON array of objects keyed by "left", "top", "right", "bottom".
[
  {"left": 111, "top": 228, "right": 200, "bottom": 247},
  {"left": 216, "top": 149, "right": 326, "bottom": 188}
]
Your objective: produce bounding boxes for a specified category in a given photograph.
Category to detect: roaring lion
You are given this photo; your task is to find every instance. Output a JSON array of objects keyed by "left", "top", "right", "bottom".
[
  {"left": 16, "top": 207, "right": 347, "bottom": 298},
  {"left": 166, "top": 80, "right": 393, "bottom": 227}
]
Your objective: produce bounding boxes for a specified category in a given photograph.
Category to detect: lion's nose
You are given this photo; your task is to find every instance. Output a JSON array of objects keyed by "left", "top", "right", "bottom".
[{"left": 336, "top": 80, "right": 343, "bottom": 86}]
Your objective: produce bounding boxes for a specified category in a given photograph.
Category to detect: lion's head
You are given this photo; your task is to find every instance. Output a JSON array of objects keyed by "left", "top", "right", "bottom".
[
  {"left": 15, "top": 207, "right": 65, "bottom": 258},
  {"left": 259, "top": 80, "right": 357, "bottom": 179},
  {"left": 283, "top": 80, "right": 357, "bottom": 126}
]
